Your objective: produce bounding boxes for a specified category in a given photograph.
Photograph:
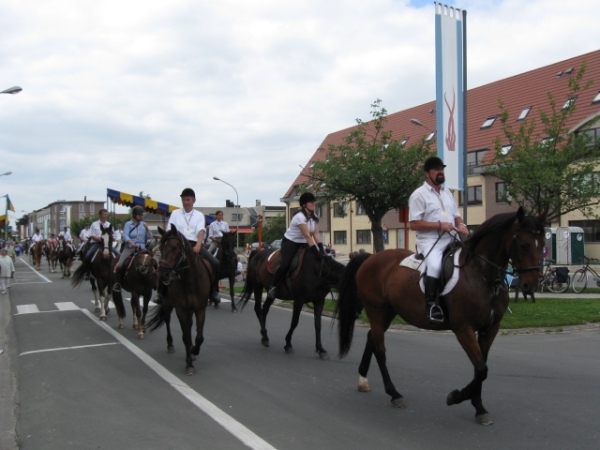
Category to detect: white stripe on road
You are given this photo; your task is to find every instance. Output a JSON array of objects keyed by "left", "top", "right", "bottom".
[
  {"left": 19, "top": 342, "right": 120, "bottom": 356},
  {"left": 55, "top": 302, "right": 79, "bottom": 311},
  {"left": 81, "top": 308, "right": 277, "bottom": 450},
  {"left": 17, "top": 257, "right": 53, "bottom": 283},
  {"left": 16, "top": 304, "right": 40, "bottom": 314}
]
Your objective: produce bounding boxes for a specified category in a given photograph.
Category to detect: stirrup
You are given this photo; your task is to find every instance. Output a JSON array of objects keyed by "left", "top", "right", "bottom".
[
  {"left": 112, "top": 283, "right": 121, "bottom": 292},
  {"left": 429, "top": 304, "right": 444, "bottom": 324},
  {"left": 267, "top": 286, "right": 277, "bottom": 299}
]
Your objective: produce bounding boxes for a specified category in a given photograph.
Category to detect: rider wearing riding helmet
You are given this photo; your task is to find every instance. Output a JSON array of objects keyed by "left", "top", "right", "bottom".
[
  {"left": 113, "top": 206, "right": 152, "bottom": 292},
  {"left": 267, "top": 192, "right": 324, "bottom": 300}
]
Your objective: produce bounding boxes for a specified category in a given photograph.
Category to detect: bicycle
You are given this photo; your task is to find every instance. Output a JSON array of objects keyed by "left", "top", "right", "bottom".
[
  {"left": 571, "top": 256, "right": 600, "bottom": 293},
  {"left": 538, "top": 259, "right": 570, "bottom": 294}
]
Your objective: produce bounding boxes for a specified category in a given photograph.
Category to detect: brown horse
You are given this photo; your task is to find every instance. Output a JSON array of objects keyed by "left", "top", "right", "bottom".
[
  {"left": 57, "top": 236, "right": 74, "bottom": 278},
  {"left": 214, "top": 231, "right": 238, "bottom": 312},
  {"left": 46, "top": 241, "right": 58, "bottom": 273},
  {"left": 72, "top": 225, "right": 123, "bottom": 322},
  {"left": 147, "top": 224, "right": 211, "bottom": 375},
  {"left": 239, "top": 246, "right": 346, "bottom": 358},
  {"left": 336, "top": 207, "right": 546, "bottom": 425},
  {"left": 32, "top": 240, "right": 45, "bottom": 270},
  {"left": 111, "top": 249, "right": 158, "bottom": 338}
]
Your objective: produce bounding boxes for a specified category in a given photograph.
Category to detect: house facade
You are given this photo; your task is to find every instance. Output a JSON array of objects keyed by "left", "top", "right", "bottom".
[
  {"left": 25, "top": 199, "right": 106, "bottom": 239},
  {"left": 282, "top": 50, "right": 600, "bottom": 257}
]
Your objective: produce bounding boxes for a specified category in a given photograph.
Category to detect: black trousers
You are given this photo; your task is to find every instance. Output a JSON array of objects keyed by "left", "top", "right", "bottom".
[{"left": 271, "top": 237, "right": 304, "bottom": 287}]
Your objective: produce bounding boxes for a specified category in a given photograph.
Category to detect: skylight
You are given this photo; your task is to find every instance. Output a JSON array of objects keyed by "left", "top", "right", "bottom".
[
  {"left": 562, "top": 96, "right": 577, "bottom": 110},
  {"left": 425, "top": 132, "right": 435, "bottom": 142},
  {"left": 564, "top": 67, "right": 574, "bottom": 75},
  {"left": 556, "top": 71, "right": 563, "bottom": 78},
  {"left": 517, "top": 106, "right": 532, "bottom": 121},
  {"left": 481, "top": 116, "right": 497, "bottom": 129},
  {"left": 593, "top": 91, "right": 600, "bottom": 104},
  {"left": 500, "top": 144, "right": 512, "bottom": 155},
  {"left": 401, "top": 137, "right": 409, "bottom": 146}
]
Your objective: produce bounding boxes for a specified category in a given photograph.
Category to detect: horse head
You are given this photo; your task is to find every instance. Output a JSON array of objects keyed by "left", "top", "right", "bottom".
[
  {"left": 157, "top": 224, "right": 188, "bottom": 286},
  {"left": 100, "top": 224, "right": 114, "bottom": 258},
  {"left": 134, "top": 249, "right": 156, "bottom": 275}
]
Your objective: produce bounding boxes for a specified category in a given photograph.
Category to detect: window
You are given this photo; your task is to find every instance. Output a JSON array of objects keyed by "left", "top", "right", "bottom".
[
  {"left": 593, "top": 91, "right": 600, "bottom": 104},
  {"left": 569, "top": 220, "right": 600, "bottom": 242},
  {"left": 562, "top": 95, "right": 577, "bottom": 110},
  {"left": 333, "top": 202, "right": 347, "bottom": 218},
  {"left": 458, "top": 185, "right": 483, "bottom": 206},
  {"left": 59, "top": 219, "right": 66, "bottom": 228},
  {"left": 425, "top": 132, "right": 436, "bottom": 142},
  {"left": 232, "top": 213, "right": 243, "bottom": 222},
  {"left": 90, "top": 203, "right": 95, "bottom": 213},
  {"left": 356, "top": 230, "right": 371, "bottom": 245},
  {"left": 59, "top": 205, "right": 66, "bottom": 215},
  {"left": 467, "top": 149, "right": 488, "bottom": 167},
  {"left": 500, "top": 144, "right": 512, "bottom": 155},
  {"left": 314, "top": 204, "right": 323, "bottom": 218},
  {"left": 517, "top": 107, "right": 531, "bottom": 121},
  {"left": 334, "top": 230, "right": 347, "bottom": 245},
  {"left": 356, "top": 202, "right": 366, "bottom": 216},
  {"left": 79, "top": 204, "right": 84, "bottom": 212},
  {"left": 480, "top": 116, "right": 496, "bottom": 129},
  {"left": 495, "top": 182, "right": 510, "bottom": 203},
  {"left": 401, "top": 137, "right": 409, "bottom": 146}
]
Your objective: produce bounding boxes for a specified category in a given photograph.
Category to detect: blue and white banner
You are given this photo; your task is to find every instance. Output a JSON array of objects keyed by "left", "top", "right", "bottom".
[{"left": 435, "top": 2, "right": 464, "bottom": 191}]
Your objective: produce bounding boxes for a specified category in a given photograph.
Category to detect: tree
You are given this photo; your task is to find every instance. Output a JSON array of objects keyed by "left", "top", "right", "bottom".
[
  {"left": 304, "top": 99, "right": 431, "bottom": 253},
  {"left": 70, "top": 213, "right": 127, "bottom": 241},
  {"left": 485, "top": 64, "right": 600, "bottom": 222},
  {"left": 248, "top": 214, "right": 286, "bottom": 245}
]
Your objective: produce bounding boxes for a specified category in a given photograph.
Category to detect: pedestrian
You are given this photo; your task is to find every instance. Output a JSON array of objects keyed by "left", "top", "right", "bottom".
[
  {"left": 5, "top": 242, "right": 16, "bottom": 263},
  {"left": 0, "top": 248, "right": 15, "bottom": 294}
]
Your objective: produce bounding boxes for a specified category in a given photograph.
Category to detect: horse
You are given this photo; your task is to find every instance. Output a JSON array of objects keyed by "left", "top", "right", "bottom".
[
  {"left": 214, "top": 231, "right": 238, "bottom": 312},
  {"left": 147, "top": 224, "right": 211, "bottom": 375},
  {"left": 57, "top": 236, "right": 74, "bottom": 278},
  {"left": 335, "top": 207, "right": 546, "bottom": 425},
  {"left": 72, "top": 225, "right": 123, "bottom": 322},
  {"left": 46, "top": 241, "right": 58, "bottom": 273},
  {"left": 111, "top": 249, "right": 158, "bottom": 338},
  {"left": 32, "top": 240, "right": 45, "bottom": 270},
  {"left": 238, "top": 246, "right": 346, "bottom": 358}
]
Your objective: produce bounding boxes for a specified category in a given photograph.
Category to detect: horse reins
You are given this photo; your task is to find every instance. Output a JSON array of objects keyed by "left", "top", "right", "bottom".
[{"left": 158, "top": 234, "right": 190, "bottom": 282}]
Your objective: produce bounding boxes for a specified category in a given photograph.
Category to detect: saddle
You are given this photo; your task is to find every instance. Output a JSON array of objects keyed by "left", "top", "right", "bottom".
[
  {"left": 266, "top": 247, "right": 306, "bottom": 280},
  {"left": 402, "top": 241, "right": 463, "bottom": 295}
]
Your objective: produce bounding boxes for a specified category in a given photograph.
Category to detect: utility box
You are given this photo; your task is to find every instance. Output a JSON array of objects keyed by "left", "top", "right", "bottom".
[
  {"left": 543, "top": 227, "right": 556, "bottom": 262},
  {"left": 556, "top": 227, "right": 585, "bottom": 265}
]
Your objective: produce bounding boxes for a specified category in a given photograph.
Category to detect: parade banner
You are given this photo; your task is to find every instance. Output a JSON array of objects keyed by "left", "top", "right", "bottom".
[{"left": 435, "top": 2, "right": 465, "bottom": 191}]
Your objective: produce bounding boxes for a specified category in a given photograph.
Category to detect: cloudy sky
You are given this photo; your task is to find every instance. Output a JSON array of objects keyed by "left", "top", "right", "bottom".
[{"left": 1, "top": 0, "right": 599, "bottom": 223}]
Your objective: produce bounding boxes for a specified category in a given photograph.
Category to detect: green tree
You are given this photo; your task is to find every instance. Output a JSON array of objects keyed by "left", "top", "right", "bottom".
[
  {"left": 70, "top": 213, "right": 127, "bottom": 241},
  {"left": 304, "top": 99, "right": 431, "bottom": 253},
  {"left": 248, "top": 214, "right": 286, "bottom": 245},
  {"left": 485, "top": 63, "right": 599, "bottom": 222}
]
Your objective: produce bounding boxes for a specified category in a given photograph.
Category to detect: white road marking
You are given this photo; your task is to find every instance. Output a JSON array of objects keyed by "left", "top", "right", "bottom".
[
  {"left": 55, "top": 302, "right": 79, "bottom": 311},
  {"left": 17, "top": 257, "right": 53, "bottom": 283},
  {"left": 81, "top": 308, "right": 277, "bottom": 450},
  {"left": 16, "top": 304, "right": 40, "bottom": 314},
  {"left": 19, "top": 342, "right": 120, "bottom": 356}
]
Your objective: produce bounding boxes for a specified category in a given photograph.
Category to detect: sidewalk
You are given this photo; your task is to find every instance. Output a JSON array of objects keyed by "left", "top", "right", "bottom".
[{"left": 0, "top": 289, "right": 18, "bottom": 450}]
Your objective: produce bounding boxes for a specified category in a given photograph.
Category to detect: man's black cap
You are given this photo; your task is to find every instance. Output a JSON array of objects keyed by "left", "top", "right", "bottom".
[
  {"left": 180, "top": 188, "right": 196, "bottom": 198},
  {"left": 424, "top": 156, "right": 446, "bottom": 172}
]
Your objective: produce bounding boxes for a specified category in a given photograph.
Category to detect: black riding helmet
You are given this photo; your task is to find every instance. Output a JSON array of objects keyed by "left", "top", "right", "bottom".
[
  {"left": 299, "top": 192, "right": 316, "bottom": 207},
  {"left": 424, "top": 156, "right": 446, "bottom": 172},
  {"left": 132, "top": 206, "right": 144, "bottom": 216}
]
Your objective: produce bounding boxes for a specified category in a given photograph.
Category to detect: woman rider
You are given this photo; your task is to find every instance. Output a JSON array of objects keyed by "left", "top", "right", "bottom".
[
  {"left": 113, "top": 206, "right": 152, "bottom": 292},
  {"left": 267, "top": 192, "right": 324, "bottom": 299}
]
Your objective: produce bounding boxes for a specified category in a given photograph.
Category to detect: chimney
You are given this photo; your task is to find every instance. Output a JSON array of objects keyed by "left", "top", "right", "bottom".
[{"left": 256, "top": 199, "right": 261, "bottom": 206}]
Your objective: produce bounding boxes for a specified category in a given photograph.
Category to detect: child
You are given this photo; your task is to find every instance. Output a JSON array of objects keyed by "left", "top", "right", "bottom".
[{"left": 0, "top": 248, "right": 15, "bottom": 294}]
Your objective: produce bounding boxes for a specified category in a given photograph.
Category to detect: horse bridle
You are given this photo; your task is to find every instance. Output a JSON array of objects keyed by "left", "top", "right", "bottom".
[{"left": 158, "top": 234, "right": 189, "bottom": 284}]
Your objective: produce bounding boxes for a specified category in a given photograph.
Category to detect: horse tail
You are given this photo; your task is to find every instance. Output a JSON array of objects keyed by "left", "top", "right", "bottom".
[
  {"left": 147, "top": 303, "right": 167, "bottom": 332},
  {"left": 71, "top": 262, "right": 87, "bottom": 288},
  {"left": 336, "top": 252, "right": 371, "bottom": 358},
  {"left": 238, "top": 271, "right": 255, "bottom": 310},
  {"left": 112, "top": 291, "right": 127, "bottom": 320}
]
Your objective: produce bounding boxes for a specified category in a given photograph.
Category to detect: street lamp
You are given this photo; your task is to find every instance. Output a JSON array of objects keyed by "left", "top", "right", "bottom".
[
  {"left": 1, "top": 86, "right": 22, "bottom": 95},
  {"left": 0, "top": 172, "right": 12, "bottom": 177},
  {"left": 410, "top": 118, "right": 435, "bottom": 134},
  {"left": 213, "top": 177, "right": 240, "bottom": 250}
]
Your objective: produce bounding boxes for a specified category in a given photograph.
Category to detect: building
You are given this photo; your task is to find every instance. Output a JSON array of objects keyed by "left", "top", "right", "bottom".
[
  {"left": 282, "top": 50, "right": 600, "bottom": 257},
  {"left": 25, "top": 199, "right": 106, "bottom": 238}
]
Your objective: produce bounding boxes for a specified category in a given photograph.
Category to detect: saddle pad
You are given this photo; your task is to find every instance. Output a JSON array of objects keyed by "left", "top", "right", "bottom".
[{"left": 399, "top": 249, "right": 461, "bottom": 296}]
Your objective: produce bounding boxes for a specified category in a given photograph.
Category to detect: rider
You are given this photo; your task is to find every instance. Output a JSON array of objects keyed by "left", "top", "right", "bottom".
[
  {"left": 31, "top": 229, "right": 43, "bottom": 245},
  {"left": 112, "top": 206, "right": 152, "bottom": 292},
  {"left": 58, "top": 226, "right": 75, "bottom": 252},
  {"left": 267, "top": 192, "right": 323, "bottom": 300},
  {"left": 166, "top": 188, "right": 221, "bottom": 305},
  {"left": 81, "top": 209, "right": 119, "bottom": 274},
  {"left": 408, "top": 156, "right": 469, "bottom": 324},
  {"left": 46, "top": 233, "right": 58, "bottom": 248},
  {"left": 77, "top": 224, "right": 91, "bottom": 258},
  {"left": 207, "top": 210, "right": 230, "bottom": 255}
]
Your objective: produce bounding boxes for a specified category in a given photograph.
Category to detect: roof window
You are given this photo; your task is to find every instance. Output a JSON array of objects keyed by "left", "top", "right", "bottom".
[
  {"left": 517, "top": 106, "right": 532, "bottom": 121},
  {"left": 480, "top": 116, "right": 497, "bottom": 129},
  {"left": 562, "top": 95, "right": 577, "bottom": 110},
  {"left": 401, "top": 137, "right": 409, "bottom": 146},
  {"left": 425, "top": 132, "right": 435, "bottom": 142},
  {"left": 556, "top": 71, "right": 563, "bottom": 78},
  {"left": 500, "top": 144, "right": 512, "bottom": 155},
  {"left": 564, "top": 67, "right": 574, "bottom": 75},
  {"left": 592, "top": 91, "right": 600, "bottom": 104}
]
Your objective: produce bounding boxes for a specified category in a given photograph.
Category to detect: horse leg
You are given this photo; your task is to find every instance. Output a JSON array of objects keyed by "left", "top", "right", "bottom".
[
  {"left": 311, "top": 298, "right": 328, "bottom": 360},
  {"left": 99, "top": 293, "right": 107, "bottom": 321},
  {"left": 176, "top": 312, "right": 195, "bottom": 375},
  {"left": 253, "top": 286, "right": 269, "bottom": 347},
  {"left": 190, "top": 308, "right": 206, "bottom": 356},
  {"left": 164, "top": 307, "right": 175, "bottom": 354},
  {"left": 229, "top": 275, "right": 237, "bottom": 313},
  {"left": 283, "top": 299, "right": 304, "bottom": 355},
  {"left": 446, "top": 327, "right": 495, "bottom": 425}
]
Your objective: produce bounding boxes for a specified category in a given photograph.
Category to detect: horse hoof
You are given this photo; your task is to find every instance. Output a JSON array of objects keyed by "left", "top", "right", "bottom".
[
  {"left": 446, "top": 389, "right": 461, "bottom": 406},
  {"left": 231, "top": 307, "right": 238, "bottom": 313},
  {"left": 99, "top": 316, "right": 106, "bottom": 321},
  {"left": 475, "top": 414, "right": 493, "bottom": 425},
  {"left": 261, "top": 339, "right": 270, "bottom": 347},
  {"left": 186, "top": 367, "right": 196, "bottom": 376},
  {"left": 357, "top": 376, "right": 371, "bottom": 392},
  {"left": 167, "top": 346, "right": 175, "bottom": 354},
  {"left": 137, "top": 333, "right": 145, "bottom": 340},
  {"left": 118, "top": 324, "right": 124, "bottom": 329},
  {"left": 318, "top": 351, "right": 329, "bottom": 360},
  {"left": 284, "top": 346, "right": 295, "bottom": 354},
  {"left": 94, "top": 307, "right": 101, "bottom": 313},
  {"left": 391, "top": 397, "right": 407, "bottom": 408}
]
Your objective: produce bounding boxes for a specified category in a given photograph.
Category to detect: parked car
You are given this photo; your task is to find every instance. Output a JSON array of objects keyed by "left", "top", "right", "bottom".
[
  {"left": 270, "top": 239, "right": 282, "bottom": 249},
  {"left": 250, "top": 242, "right": 270, "bottom": 250}
]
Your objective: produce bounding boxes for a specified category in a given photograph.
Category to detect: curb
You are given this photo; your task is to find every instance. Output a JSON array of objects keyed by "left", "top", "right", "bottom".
[{"left": 0, "top": 290, "right": 18, "bottom": 450}]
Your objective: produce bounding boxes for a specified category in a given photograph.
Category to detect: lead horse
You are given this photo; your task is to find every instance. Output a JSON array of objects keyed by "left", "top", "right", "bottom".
[
  {"left": 239, "top": 246, "right": 346, "bottom": 358},
  {"left": 147, "top": 224, "right": 211, "bottom": 375},
  {"left": 336, "top": 207, "right": 546, "bottom": 424}
]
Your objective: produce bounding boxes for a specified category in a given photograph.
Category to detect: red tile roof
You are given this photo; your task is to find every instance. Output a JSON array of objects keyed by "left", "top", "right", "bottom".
[{"left": 284, "top": 49, "right": 600, "bottom": 199}]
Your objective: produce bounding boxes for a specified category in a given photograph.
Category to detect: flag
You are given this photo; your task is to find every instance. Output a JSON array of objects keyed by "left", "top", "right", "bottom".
[
  {"left": 0, "top": 215, "right": 5, "bottom": 227},
  {"left": 435, "top": 2, "right": 465, "bottom": 190},
  {"left": 6, "top": 195, "right": 15, "bottom": 212}
]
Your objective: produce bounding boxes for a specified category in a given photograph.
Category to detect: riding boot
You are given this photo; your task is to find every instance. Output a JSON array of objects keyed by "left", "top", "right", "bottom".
[
  {"left": 267, "top": 268, "right": 285, "bottom": 300},
  {"left": 425, "top": 276, "right": 444, "bottom": 324},
  {"left": 112, "top": 266, "right": 124, "bottom": 292}
]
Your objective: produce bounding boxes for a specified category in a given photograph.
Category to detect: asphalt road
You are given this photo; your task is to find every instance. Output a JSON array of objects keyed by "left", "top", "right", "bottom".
[{"left": 1, "top": 257, "right": 599, "bottom": 450}]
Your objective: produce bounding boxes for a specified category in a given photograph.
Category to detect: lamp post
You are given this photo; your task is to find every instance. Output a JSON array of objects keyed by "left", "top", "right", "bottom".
[
  {"left": 410, "top": 118, "right": 435, "bottom": 134},
  {"left": 0, "top": 173, "right": 13, "bottom": 238},
  {"left": 213, "top": 177, "right": 240, "bottom": 250},
  {"left": 1, "top": 86, "right": 22, "bottom": 95}
]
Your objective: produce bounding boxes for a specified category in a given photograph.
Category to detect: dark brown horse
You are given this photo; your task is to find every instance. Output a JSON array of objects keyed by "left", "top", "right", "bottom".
[
  {"left": 214, "top": 231, "right": 238, "bottom": 312},
  {"left": 239, "top": 247, "right": 346, "bottom": 358},
  {"left": 45, "top": 241, "right": 58, "bottom": 273},
  {"left": 72, "top": 225, "right": 122, "bottom": 322},
  {"left": 336, "top": 207, "right": 546, "bottom": 425},
  {"left": 147, "top": 224, "right": 211, "bottom": 375},
  {"left": 32, "top": 240, "right": 45, "bottom": 270},
  {"left": 57, "top": 236, "right": 74, "bottom": 278},
  {"left": 111, "top": 249, "right": 158, "bottom": 338}
]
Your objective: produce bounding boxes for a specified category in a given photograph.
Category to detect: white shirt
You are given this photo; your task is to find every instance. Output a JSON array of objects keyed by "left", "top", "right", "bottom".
[
  {"left": 80, "top": 228, "right": 91, "bottom": 242},
  {"left": 90, "top": 220, "right": 113, "bottom": 240},
  {"left": 59, "top": 230, "right": 72, "bottom": 242},
  {"left": 209, "top": 220, "right": 230, "bottom": 239},
  {"left": 284, "top": 212, "right": 316, "bottom": 243},
  {"left": 31, "top": 233, "right": 43, "bottom": 243},
  {"left": 167, "top": 208, "right": 205, "bottom": 242},
  {"left": 114, "top": 229, "right": 122, "bottom": 241},
  {"left": 409, "top": 181, "right": 460, "bottom": 246}
]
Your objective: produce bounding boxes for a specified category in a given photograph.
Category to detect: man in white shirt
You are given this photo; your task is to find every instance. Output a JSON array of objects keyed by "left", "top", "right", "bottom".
[
  {"left": 207, "top": 210, "right": 230, "bottom": 255},
  {"left": 77, "top": 224, "right": 91, "bottom": 258},
  {"left": 166, "top": 188, "right": 221, "bottom": 305},
  {"left": 83, "top": 209, "right": 118, "bottom": 263}
]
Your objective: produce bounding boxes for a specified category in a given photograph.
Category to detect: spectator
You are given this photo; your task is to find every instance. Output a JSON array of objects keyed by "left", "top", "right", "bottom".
[{"left": 0, "top": 248, "right": 15, "bottom": 294}]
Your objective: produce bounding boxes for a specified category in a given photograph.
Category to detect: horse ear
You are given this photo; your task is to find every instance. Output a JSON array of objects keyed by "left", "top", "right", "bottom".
[
  {"left": 170, "top": 223, "right": 178, "bottom": 233},
  {"left": 158, "top": 226, "right": 165, "bottom": 236},
  {"left": 516, "top": 206, "right": 525, "bottom": 223}
]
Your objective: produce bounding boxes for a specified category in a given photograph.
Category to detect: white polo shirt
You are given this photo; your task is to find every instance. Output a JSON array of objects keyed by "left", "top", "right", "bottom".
[
  {"left": 284, "top": 212, "right": 316, "bottom": 243},
  {"left": 167, "top": 208, "right": 205, "bottom": 242}
]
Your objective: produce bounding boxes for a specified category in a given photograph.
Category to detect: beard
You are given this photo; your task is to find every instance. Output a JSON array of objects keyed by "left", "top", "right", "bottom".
[{"left": 434, "top": 174, "right": 445, "bottom": 185}]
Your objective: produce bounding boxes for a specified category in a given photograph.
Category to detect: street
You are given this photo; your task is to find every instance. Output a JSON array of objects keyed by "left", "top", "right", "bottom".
[{"left": 1, "top": 256, "right": 599, "bottom": 450}]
